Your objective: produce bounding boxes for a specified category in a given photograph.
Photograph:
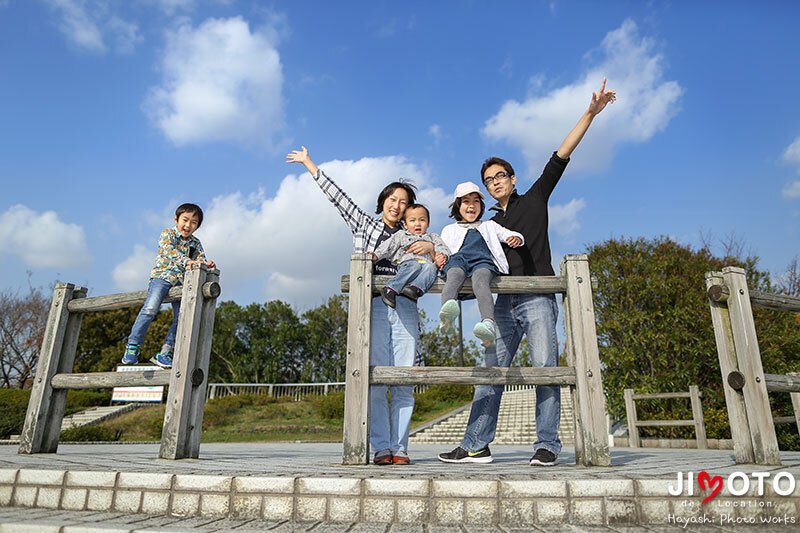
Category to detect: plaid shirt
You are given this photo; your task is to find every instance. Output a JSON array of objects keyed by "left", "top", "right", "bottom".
[
  {"left": 150, "top": 227, "right": 206, "bottom": 286},
  {"left": 313, "top": 169, "right": 386, "bottom": 254},
  {"left": 313, "top": 169, "right": 424, "bottom": 366}
]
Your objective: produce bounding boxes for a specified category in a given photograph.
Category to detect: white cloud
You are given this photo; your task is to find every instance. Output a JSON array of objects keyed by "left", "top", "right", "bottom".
[
  {"left": 114, "top": 156, "right": 448, "bottom": 307},
  {"left": 0, "top": 205, "right": 91, "bottom": 268},
  {"left": 143, "top": 17, "right": 285, "bottom": 149},
  {"left": 549, "top": 198, "right": 586, "bottom": 237},
  {"left": 428, "top": 124, "right": 443, "bottom": 145},
  {"left": 782, "top": 137, "right": 800, "bottom": 170},
  {"left": 111, "top": 244, "right": 153, "bottom": 291},
  {"left": 45, "top": 0, "right": 142, "bottom": 54},
  {"left": 782, "top": 181, "right": 800, "bottom": 199},
  {"left": 483, "top": 19, "right": 683, "bottom": 176}
]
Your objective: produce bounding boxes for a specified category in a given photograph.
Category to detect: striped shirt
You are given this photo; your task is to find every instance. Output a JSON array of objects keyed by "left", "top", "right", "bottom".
[{"left": 150, "top": 227, "right": 206, "bottom": 286}]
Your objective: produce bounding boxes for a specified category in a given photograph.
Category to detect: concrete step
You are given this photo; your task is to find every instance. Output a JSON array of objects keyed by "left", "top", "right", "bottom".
[{"left": 410, "top": 387, "right": 576, "bottom": 445}]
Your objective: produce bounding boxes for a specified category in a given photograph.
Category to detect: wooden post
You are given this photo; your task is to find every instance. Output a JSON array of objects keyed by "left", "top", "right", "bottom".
[
  {"left": 159, "top": 266, "right": 217, "bottom": 459},
  {"left": 689, "top": 385, "right": 708, "bottom": 449},
  {"left": 722, "top": 267, "right": 781, "bottom": 465},
  {"left": 562, "top": 255, "right": 611, "bottom": 466},
  {"left": 623, "top": 389, "right": 640, "bottom": 448},
  {"left": 19, "top": 284, "right": 85, "bottom": 454},
  {"left": 788, "top": 373, "right": 800, "bottom": 438},
  {"left": 705, "top": 271, "right": 755, "bottom": 463},
  {"left": 342, "top": 254, "right": 373, "bottom": 464}
]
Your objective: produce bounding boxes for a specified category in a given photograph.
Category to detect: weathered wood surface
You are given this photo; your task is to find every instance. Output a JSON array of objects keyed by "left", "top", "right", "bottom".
[
  {"left": 68, "top": 285, "right": 183, "bottom": 313},
  {"left": 635, "top": 420, "right": 696, "bottom": 427},
  {"left": 774, "top": 416, "right": 798, "bottom": 425},
  {"left": 722, "top": 267, "right": 781, "bottom": 465},
  {"left": 624, "top": 389, "right": 641, "bottom": 448},
  {"left": 707, "top": 283, "right": 800, "bottom": 313},
  {"left": 159, "top": 267, "right": 206, "bottom": 460},
  {"left": 790, "top": 373, "right": 800, "bottom": 437},
  {"left": 67, "top": 272, "right": 220, "bottom": 313},
  {"left": 51, "top": 370, "right": 171, "bottom": 389},
  {"left": 765, "top": 373, "right": 800, "bottom": 393},
  {"left": 562, "top": 255, "right": 611, "bottom": 466},
  {"left": 342, "top": 254, "right": 373, "bottom": 465},
  {"left": 630, "top": 391, "right": 694, "bottom": 400},
  {"left": 19, "top": 284, "right": 85, "bottom": 454},
  {"left": 370, "top": 366, "right": 577, "bottom": 385},
  {"left": 689, "top": 385, "right": 708, "bottom": 449},
  {"left": 341, "top": 274, "right": 568, "bottom": 294},
  {"left": 706, "top": 271, "right": 755, "bottom": 464},
  {"left": 186, "top": 270, "right": 219, "bottom": 456}
]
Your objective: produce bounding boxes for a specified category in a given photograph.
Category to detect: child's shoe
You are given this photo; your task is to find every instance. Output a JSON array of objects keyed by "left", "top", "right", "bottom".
[
  {"left": 400, "top": 285, "right": 423, "bottom": 301},
  {"left": 150, "top": 351, "right": 173, "bottom": 369},
  {"left": 381, "top": 287, "right": 397, "bottom": 308},
  {"left": 438, "top": 299, "right": 460, "bottom": 333},
  {"left": 121, "top": 344, "right": 140, "bottom": 365},
  {"left": 473, "top": 319, "right": 497, "bottom": 347}
]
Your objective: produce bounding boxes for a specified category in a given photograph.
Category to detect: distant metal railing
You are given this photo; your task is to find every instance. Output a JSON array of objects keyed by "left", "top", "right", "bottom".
[{"left": 206, "top": 381, "right": 434, "bottom": 401}]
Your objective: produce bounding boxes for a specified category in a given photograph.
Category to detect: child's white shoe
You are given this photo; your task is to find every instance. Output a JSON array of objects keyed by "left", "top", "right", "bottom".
[
  {"left": 473, "top": 319, "right": 496, "bottom": 347},
  {"left": 438, "top": 299, "right": 460, "bottom": 333}
]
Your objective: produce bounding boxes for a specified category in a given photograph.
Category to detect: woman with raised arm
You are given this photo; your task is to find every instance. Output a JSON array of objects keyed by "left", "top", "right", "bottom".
[{"left": 287, "top": 146, "right": 432, "bottom": 466}]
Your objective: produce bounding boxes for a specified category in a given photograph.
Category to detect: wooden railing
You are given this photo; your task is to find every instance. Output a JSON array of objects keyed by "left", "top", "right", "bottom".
[
  {"left": 623, "top": 386, "right": 707, "bottom": 448},
  {"left": 18, "top": 266, "right": 220, "bottom": 460},
  {"left": 340, "top": 253, "right": 611, "bottom": 466},
  {"left": 706, "top": 266, "right": 800, "bottom": 465}
]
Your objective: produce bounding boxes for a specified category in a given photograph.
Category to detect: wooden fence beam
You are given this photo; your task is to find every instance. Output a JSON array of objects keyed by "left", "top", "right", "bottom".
[
  {"left": 705, "top": 271, "right": 755, "bottom": 463},
  {"left": 562, "top": 254, "right": 610, "bottom": 466},
  {"left": 689, "top": 385, "right": 708, "bottom": 449},
  {"left": 370, "top": 366, "right": 577, "bottom": 385},
  {"left": 722, "top": 267, "right": 781, "bottom": 465},
  {"left": 624, "top": 389, "right": 640, "bottom": 448},
  {"left": 159, "top": 266, "right": 214, "bottom": 460},
  {"left": 342, "top": 275, "right": 569, "bottom": 295},
  {"left": 19, "top": 284, "right": 85, "bottom": 454},
  {"left": 342, "top": 254, "right": 372, "bottom": 465},
  {"left": 52, "top": 370, "right": 171, "bottom": 389}
]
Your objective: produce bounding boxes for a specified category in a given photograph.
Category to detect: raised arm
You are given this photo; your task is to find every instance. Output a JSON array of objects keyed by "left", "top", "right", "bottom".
[
  {"left": 556, "top": 78, "right": 617, "bottom": 160},
  {"left": 286, "top": 145, "right": 374, "bottom": 239},
  {"left": 286, "top": 145, "right": 319, "bottom": 176}
]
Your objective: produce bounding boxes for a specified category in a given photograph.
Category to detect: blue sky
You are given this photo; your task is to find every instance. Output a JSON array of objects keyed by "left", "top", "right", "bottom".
[{"left": 2, "top": 0, "right": 800, "bottom": 325}]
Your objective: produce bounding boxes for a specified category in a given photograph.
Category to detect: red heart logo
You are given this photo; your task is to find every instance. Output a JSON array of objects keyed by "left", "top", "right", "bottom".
[{"left": 698, "top": 471, "right": 723, "bottom": 504}]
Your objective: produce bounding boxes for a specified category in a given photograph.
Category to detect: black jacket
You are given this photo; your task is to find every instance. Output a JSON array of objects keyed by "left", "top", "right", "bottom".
[{"left": 489, "top": 152, "right": 569, "bottom": 276}]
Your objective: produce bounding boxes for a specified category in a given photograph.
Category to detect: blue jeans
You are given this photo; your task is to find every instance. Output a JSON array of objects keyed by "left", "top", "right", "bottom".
[
  {"left": 370, "top": 295, "right": 417, "bottom": 454},
  {"left": 128, "top": 278, "right": 180, "bottom": 350},
  {"left": 461, "top": 293, "right": 562, "bottom": 455},
  {"left": 386, "top": 259, "right": 438, "bottom": 295}
]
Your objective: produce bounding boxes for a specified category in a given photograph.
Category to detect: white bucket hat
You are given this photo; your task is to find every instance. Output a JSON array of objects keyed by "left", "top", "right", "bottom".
[{"left": 453, "top": 181, "right": 485, "bottom": 201}]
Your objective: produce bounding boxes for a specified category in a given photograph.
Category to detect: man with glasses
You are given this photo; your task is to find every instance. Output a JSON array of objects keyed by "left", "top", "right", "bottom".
[{"left": 439, "top": 78, "right": 616, "bottom": 466}]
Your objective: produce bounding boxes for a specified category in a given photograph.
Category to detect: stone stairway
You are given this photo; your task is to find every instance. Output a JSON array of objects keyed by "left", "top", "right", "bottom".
[
  {"left": 60, "top": 404, "right": 144, "bottom": 431},
  {"left": 410, "top": 386, "right": 575, "bottom": 445}
]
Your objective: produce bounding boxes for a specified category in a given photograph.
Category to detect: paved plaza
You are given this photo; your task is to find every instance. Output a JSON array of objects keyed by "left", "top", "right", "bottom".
[{"left": 1, "top": 443, "right": 799, "bottom": 530}]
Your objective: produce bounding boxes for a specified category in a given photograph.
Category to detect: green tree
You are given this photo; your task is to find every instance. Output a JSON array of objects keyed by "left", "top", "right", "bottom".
[
  {"left": 587, "top": 236, "right": 800, "bottom": 448},
  {"left": 301, "top": 295, "right": 348, "bottom": 382},
  {"left": 74, "top": 307, "right": 174, "bottom": 372}
]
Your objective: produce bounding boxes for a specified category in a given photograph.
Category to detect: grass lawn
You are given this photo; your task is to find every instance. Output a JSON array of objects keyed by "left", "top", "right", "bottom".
[{"left": 86, "top": 385, "right": 473, "bottom": 443}]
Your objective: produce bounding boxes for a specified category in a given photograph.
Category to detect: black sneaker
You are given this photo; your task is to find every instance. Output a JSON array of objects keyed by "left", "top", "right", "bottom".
[
  {"left": 438, "top": 446, "right": 493, "bottom": 464},
  {"left": 530, "top": 448, "right": 557, "bottom": 466},
  {"left": 381, "top": 287, "right": 397, "bottom": 308},
  {"left": 400, "top": 285, "right": 422, "bottom": 301}
]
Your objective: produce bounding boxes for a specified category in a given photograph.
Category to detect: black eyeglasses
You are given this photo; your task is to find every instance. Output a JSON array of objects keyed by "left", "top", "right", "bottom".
[{"left": 483, "top": 171, "right": 511, "bottom": 186}]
